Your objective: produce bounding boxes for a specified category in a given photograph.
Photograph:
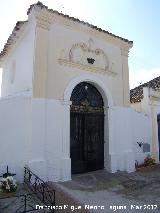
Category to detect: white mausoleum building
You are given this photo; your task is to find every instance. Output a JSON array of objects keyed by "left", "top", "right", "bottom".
[
  {"left": 0, "top": 2, "right": 153, "bottom": 181},
  {"left": 130, "top": 77, "right": 160, "bottom": 163}
]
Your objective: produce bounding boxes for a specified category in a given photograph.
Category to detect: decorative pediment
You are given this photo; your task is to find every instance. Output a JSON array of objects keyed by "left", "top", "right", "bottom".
[{"left": 58, "top": 39, "right": 117, "bottom": 76}]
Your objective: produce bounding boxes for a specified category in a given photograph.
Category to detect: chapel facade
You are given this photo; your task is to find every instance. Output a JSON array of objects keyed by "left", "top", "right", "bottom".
[{"left": 0, "top": 2, "right": 150, "bottom": 182}]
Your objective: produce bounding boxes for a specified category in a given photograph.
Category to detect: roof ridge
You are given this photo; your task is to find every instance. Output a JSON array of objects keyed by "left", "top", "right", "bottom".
[
  {"left": 27, "top": 1, "right": 133, "bottom": 44},
  {"left": 0, "top": 1, "right": 133, "bottom": 62}
]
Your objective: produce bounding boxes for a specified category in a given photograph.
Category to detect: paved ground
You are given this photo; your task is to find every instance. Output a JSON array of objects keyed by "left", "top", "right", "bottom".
[
  {"left": 0, "top": 184, "right": 49, "bottom": 213},
  {"left": 57, "top": 165, "right": 160, "bottom": 213},
  {"left": 1, "top": 165, "right": 160, "bottom": 213}
]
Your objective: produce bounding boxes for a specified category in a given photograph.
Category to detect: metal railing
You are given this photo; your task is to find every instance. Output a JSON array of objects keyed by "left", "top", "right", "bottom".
[
  {"left": 24, "top": 167, "right": 55, "bottom": 207},
  {"left": 0, "top": 167, "right": 56, "bottom": 213}
]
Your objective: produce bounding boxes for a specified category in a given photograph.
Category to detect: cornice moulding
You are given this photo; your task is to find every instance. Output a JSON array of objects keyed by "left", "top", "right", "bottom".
[{"left": 58, "top": 59, "right": 117, "bottom": 76}]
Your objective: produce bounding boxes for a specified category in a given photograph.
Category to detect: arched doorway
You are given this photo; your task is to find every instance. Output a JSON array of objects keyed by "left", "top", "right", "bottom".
[{"left": 70, "top": 82, "right": 104, "bottom": 174}]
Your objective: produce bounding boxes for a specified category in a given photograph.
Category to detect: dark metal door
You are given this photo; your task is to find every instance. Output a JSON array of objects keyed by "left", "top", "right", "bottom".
[
  {"left": 70, "top": 82, "right": 104, "bottom": 174},
  {"left": 70, "top": 112, "right": 104, "bottom": 174}
]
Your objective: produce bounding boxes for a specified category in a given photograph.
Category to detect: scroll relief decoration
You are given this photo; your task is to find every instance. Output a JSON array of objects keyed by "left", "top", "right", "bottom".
[{"left": 58, "top": 39, "right": 116, "bottom": 75}]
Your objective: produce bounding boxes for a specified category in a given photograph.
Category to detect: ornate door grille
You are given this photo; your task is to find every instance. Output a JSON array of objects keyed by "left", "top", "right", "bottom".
[{"left": 70, "top": 82, "right": 104, "bottom": 174}]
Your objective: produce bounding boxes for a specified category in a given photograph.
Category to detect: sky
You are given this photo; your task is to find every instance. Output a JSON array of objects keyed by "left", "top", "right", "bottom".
[{"left": 0, "top": 0, "right": 160, "bottom": 92}]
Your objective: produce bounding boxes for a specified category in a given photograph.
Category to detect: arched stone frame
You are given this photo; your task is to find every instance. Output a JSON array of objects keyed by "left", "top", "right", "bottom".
[
  {"left": 64, "top": 74, "right": 113, "bottom": 107},
  {"left": 61, "top": 74, "right": 114, "bottom": 181}
]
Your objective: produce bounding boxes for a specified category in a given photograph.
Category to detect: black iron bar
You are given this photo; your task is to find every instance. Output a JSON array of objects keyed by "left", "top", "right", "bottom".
[
  {"left": 34, "top": 177, "right": 37, "bottom": 191},
  {"left": 24, "top": 195, "right": 27, "bottom": 212},
  {"left": 42, "top": 184, "right": 45, "bottom": 201}
]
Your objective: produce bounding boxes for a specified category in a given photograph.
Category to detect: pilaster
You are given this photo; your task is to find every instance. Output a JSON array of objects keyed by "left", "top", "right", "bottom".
[
  {"left": 60, "top": 100, "right": 72, "bottom": 181},
  {"left": 121, "top": 47, "right": 131, "bottom": 107},
  {"left": 150, "top": 100, "right": 159, "bottom": 162},
  {"left": 32, "top": 12, "right": 51, "bottom": 98}
]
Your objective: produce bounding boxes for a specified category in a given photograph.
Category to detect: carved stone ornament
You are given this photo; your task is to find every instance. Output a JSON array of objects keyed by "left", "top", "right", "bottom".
[{"left": 58, "top": 39, "right": 117, "bottom": 76}]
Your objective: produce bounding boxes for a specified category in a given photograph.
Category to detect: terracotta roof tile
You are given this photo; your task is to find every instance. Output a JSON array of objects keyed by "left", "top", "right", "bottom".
[{"left": 130, "top": 76, "right": 160, "bottom": 103}]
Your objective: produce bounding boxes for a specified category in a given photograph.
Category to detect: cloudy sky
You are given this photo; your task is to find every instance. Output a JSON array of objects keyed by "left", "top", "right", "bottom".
[{"left": 0, "top": 0, "right": 160, "bottom": 93}]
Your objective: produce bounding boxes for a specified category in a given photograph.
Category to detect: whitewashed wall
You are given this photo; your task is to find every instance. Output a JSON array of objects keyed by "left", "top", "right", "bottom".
[
  {"left": 131, "top": 102, "right": 142, "bottom": 112},
  {"left": 109, "top": 107, "right": 151, "bottom": 169},
  {"left": 0, "top": 94, "right": 31, "bottom": 182},
  {"left": 27, "top": 98, "right": 71, "bottom": 182},
  {"left": 131, "top": 110, "right": 151, "bottom": 165},
  {"left": 1, "top": 23, "right": 35, "bottom": 97},
  {"left": 108, "top": 107, "right": 135, "bottom": 172},
  {"left": 27, "top": 98, "right": 70, "bottom": 182}
]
